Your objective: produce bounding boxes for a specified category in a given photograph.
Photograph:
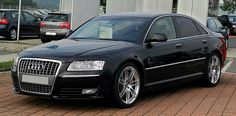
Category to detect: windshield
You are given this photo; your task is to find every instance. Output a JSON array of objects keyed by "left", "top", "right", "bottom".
[
  {"left": 44, "top": 14, "right": 68, "bottom": 22},
  {"left": 69, "top": 17, "right": 150, "bottom": 43},
  {"left": 229, "top": 16, "right": 236, "bottom": 22}
]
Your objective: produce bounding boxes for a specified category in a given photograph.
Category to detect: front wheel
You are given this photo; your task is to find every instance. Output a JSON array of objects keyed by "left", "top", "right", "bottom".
[
  {"left": 113, "top": 63, "right": 141, "bottom": 108},
  {"left": 204, "top": 53, "right": 222, "bottom": 87}
]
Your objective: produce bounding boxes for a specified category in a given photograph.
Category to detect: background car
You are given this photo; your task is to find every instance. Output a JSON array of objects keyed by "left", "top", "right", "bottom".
[
  {"left": 12, "top": 13, "right": 226, "bottom": 108},
  {"left": 25, "top": 9, "right": 46, "bottom": 21},
  {"left": 39, "top": 13, "right": 71, "bottom": 43},
  {"left": 0, "top": 9, "right": 40, "bottom": 40},
  {"left": 207, "top": 17, "right": 229, "bottom": 48},
  {"left": 218, "top": 15, "right": 236, "bottom": 35},
  {"left": 228, "top": 15, "right": 236, "bottom": 34}
]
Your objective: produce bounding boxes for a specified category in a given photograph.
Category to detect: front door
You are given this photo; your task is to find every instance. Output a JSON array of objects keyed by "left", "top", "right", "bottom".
[{"left": 145, "top": 17, "right": 186, "bottom": 85}]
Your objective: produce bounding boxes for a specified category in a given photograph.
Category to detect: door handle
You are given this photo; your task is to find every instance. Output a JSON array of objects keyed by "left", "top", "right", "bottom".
[
  {"left": 176, "top": 44, "right": 183, "bottom": 49},
  {"left": 202, "top": 40, "right": 208, "bottom": 44}
]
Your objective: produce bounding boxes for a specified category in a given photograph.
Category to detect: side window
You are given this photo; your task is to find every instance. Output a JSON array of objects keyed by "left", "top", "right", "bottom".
[
  {"left": 176, "top": 17, "right": 200, "bottom": 37},
  {"left": 207, "top": 19, "right": 217, "bottom": 31},
  {"left": 147, "top": 17, "right": 176, "bottom": 40},
  {"left": 11, "top": 12, "right": 24, "bottom": 21},
  {"left": 195, "top": 22, "right": 208, "bottom": 35},
  {"left": 23, "top": 12, "right": 35, "bottom": 22}
]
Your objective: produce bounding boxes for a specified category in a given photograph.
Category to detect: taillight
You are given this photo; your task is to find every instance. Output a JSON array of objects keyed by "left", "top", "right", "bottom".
[
  {"left": 60, "top": 22, "right": 70, "bottom": 29},
  {"left": 0, "top": 18, "right": 9, "bottom": 25},
  {"left": 40, "top": 21, "right": 45, "bottom": 27},
  {"left": 219, "top": 37, "right": 227, "bottom": 62}
]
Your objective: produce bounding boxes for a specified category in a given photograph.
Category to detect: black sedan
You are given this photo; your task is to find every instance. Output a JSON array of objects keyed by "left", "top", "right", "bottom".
[{"left": 11, "top": 13, "right": 227, "bottom": 108}]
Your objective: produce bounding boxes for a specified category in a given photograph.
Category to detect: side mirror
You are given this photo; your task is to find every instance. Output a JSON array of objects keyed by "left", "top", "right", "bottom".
[
  {"left": 148, "top": 33, "right": 168, "bottom": 43},
  {"left": 65, "top": 30, "right": 73, "bottom": 38}
]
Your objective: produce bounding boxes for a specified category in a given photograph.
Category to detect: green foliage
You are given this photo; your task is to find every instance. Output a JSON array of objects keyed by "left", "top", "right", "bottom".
[
  {"left": 0, "top": 61, "right": 13, "bottom": 70},
  {"left": 220, "top": 0, "right": 236, "bottom": 14}
]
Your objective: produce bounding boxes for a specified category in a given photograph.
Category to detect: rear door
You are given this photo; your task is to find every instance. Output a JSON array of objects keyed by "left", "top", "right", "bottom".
[
  {"left": 11, "top": 11, "right": 25, "bottom": 34},
  {"left": 174, "top": 16, "right": 209, "bottom": 75}
]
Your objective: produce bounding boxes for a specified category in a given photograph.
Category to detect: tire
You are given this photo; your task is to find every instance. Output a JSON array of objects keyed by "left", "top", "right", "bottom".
[
  {"left": 8, "top": 28, "right": 17, "bottom": 40},
  {"left": 41, "top": 38, "right": 50, "bottom": 43},
  {"left": 113, "top": 63, "right": 141, "bottom": 108},
  {"left": 203, "top": 53, "right": 222, "bottom": 87}
]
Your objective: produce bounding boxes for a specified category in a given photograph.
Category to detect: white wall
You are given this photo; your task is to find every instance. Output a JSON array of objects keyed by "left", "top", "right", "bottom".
[
  {"left": 60, "top": 0, "right": 99, "bottom": 30},
  {"left": 106, "top": 0, "right": 173, "bottom": 14},
  {"left": 106, "top": 0, "right": 136, "bottom": 14},
  {"left": 177, "top": 0, "right": 209, "bottom": 25}
]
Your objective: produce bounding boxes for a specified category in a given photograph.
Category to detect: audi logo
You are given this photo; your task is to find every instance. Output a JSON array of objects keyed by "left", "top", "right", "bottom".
[{"left": 27, "top": 63, "right": 45, "bottom": 71}]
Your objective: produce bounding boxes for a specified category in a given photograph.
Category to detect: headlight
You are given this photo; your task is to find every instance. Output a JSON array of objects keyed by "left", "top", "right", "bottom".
[
  {"left": 233, "top": 25, "right": 236, "bottom": 28},
  {"left": 13, "top": 55, "right": 19, "bottom": 66},
  {"left": 67, "top": 61, "right": 105, "bottom": 71}
]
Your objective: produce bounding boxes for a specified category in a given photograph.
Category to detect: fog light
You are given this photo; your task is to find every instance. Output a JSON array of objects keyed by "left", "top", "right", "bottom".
[{"left": 82, "top": 89, "right": 97, "bottom": 94}]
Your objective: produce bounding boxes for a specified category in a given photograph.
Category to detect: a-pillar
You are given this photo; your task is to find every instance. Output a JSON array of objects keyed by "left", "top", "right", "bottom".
[
  {"left": 177, "top": 0, "right": 209, "bottom": 26},
  {"left": 60, "top": 0, "right": 99, "bottom": 30}
]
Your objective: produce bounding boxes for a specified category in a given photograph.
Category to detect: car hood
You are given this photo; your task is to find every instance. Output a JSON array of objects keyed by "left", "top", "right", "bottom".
[{"left": 20, "top": 39, "right": 134, "bottom": 61}]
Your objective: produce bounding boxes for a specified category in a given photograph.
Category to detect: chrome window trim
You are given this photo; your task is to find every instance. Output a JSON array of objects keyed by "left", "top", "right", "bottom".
[
  {"left": 17, "top": 58, "right": 62, "bottom": 95},
  {"left": 143, "top": 14, "right": 211, "bottom": 44},
  {"left": 62, "top": 74, "right": 100, "bottom": 78},
  {"left": 145, "top": 72, "right": 204, "bottom": 87},
  {"left": 145, "top": 57, "right": 206, "bottom": 70}
]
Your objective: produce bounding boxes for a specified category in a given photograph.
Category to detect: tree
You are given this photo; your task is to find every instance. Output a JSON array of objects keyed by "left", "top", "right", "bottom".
[{"left": 220, "top": 0, "right": 236, "bottom": 14}]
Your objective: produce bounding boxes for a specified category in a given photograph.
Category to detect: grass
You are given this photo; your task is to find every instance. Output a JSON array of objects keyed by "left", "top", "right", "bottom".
[{"left": 0, "top": 61, "right": 13, "bottom": 70}]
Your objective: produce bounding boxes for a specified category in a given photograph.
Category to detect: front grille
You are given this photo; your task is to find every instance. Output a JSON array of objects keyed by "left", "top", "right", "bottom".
[
  {"left": 19, "top": 59, "right": 60, "bottom": 76},
  {"left": 18, "top": 59, "right": 61, "bottom": 95},
  {"left": 21, "top": 83, "right": 52, "bottom": 94}
]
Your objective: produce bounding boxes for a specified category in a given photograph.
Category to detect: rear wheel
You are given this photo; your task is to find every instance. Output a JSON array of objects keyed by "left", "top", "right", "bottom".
[
  {"left": 204, "top": 53, "right": 221, "bottom": 87},
  {"left": 113, "top": 63, "right": 141, "bottom": 108},
  {"left": 9, "top": 28, "right": 17, "bottom": 40}
]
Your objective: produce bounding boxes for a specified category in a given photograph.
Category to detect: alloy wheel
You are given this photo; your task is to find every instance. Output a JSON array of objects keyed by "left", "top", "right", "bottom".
[
  {"left": 118, "top": 66, "right": 140, "bottom": 105},
  {"left": 208, "top": 55, "right": 221, "bottom": 84},
  {"left": 10, "top": 29, "right": 17, "bottom": 40}
]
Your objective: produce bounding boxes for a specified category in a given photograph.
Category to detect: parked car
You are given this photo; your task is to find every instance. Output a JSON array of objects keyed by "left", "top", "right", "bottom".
[
  {"left": 25, "top": 9, "right": 46, "bottom": 21},
  {"left": 40, "top": 13, "right": 71, "bottom": 43},
  {"left": 0, "top": 9, "right": 40, "bottom": 40},
  {"left": 11, "top": 13, "right": 226, "bottom": 108},
  {"left": 207, "top": 17, "right": 229, "bottom": 48},
  {"left": 218, "top": 15, "right": 236, "bottom": 34}
]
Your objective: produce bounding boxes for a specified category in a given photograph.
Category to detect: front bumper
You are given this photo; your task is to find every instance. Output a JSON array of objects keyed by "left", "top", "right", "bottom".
[{"left": 11, "top": 64, "right": 113, "bottom": 99}]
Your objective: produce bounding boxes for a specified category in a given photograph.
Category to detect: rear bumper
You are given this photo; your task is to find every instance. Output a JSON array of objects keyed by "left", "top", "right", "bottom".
[{"left": 40, "top": 29, "right": 70, "bottom": 40}]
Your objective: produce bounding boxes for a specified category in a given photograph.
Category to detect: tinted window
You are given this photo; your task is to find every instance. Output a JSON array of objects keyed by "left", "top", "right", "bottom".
[
  {"left": 147, "top": 17, "right": 176, "bottom": 40},
  {"left": 23, "top": 12, "right": 35, "bottom": 22},
  {"left": 11, "top": 12, "right": 24, "bottom": 20},
  {"left": 0, "top": 11, "right": 5, "bottom": 18},
  {"left": 176, "top": 17, "right": 200, "bottom": 37},
  {"left": 44, "top": 14, "right": 68, "bottom": 22},
  {"left": 195, "top": 22, "right": 208, "bottom": 35},
  {"left": 69, "top": 17, "right": 150, "bottom": 43},
  {"left": 214, "top": 19, "right": 223, "bottom": 30},
  {"left": 207, "top": 19, "right": 217, "bottom": 31}
]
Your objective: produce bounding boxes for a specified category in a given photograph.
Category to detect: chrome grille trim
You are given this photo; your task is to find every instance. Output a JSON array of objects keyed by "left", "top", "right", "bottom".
[{"left": 17, "top": 58, "right": 62, "bottom": 95}]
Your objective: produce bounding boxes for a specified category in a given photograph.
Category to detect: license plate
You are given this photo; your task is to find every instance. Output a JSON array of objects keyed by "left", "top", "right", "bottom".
[
  {"left": 46, "top": 32, "right": 56, "bottom": 36},
  {"left": 22, "top": 75, "right": 49, "bottom": 85}
]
